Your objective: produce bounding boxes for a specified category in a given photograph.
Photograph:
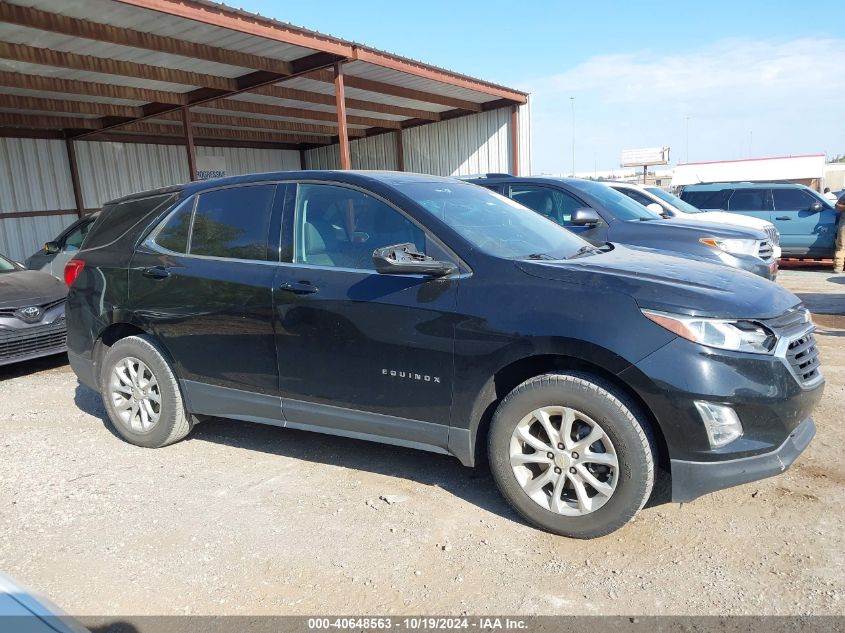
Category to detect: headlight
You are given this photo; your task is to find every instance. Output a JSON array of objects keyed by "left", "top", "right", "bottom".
[
  {"left": 700, "top": 237, "right": 759, "bottom": 257},
  {"left": 642, "top": 309, "right": 776, "bottom": 354}
]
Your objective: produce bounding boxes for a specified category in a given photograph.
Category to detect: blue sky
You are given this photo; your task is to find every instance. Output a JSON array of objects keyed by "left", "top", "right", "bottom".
[{"left": 242, "top": 1, "right": 845, "bottom": 174}]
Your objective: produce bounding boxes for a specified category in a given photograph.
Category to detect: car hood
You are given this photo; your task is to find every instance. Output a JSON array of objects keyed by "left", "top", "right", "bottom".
[
  {"left": 516, "top": 244, "right": 799, "bottom": 319},
  {"left": 684, "top": 211, "right": 774, "bottom": 231},
  {"left": 656, "top": 217, "right": 766, "bottom": 239},
  {"left": 0, "top": 270, "right": 67, "bottom": 309}
]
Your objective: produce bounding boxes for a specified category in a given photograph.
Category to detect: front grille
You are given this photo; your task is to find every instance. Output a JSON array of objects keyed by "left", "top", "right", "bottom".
[
  {"left": 765, "top": 226, "right": 780, "bottom": 246},
  {"left": 0, "top": 321, "right": 67, "bottom": 361},
  {"left": 757, "top": 240, "right": 774, "bottom": 260},
  {"left": 0, "top": 298, "right": 65, "bottom": 320},
  {"left": 786, "top": 332, "right": 821, "bottom": 386}
]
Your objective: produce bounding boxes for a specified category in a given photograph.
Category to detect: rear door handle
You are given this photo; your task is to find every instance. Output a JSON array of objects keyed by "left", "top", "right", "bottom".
[
  {"left": 142, "top": 266, "right": 170, "bottom": 279},
  {"left": 279, "top": 281, "right": 318, "bottom": 295},
  {"left": 775, "top": 216, "right": 791, "bottom": 220}
]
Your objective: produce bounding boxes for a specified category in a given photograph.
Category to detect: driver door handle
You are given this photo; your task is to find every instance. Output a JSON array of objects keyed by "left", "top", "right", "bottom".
[
  {"left": 775, "top": 216, "right": 791, "bottom": 220},
  {"left": 279, "top": 281, "right": 318, "bottom": 295},
  {"left": 142, "top": 266, "right": 170, "bottom": 279}
]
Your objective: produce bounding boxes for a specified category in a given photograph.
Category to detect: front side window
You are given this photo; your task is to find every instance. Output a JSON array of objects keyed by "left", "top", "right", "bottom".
[
  {"left": 294, "top": 184, "right": 425, "bottom": 270},
  {"left": 190, "top": 185, "right": 276, "bottom": 260},
  {"left": 64, "top": 220, "right": 94, "bottom": 252},
  {"left": 772, "top": 188, "right": 816, "bottom": 211},
  {"left": 645, "top": 187, "right": 704, "bottom": 214},
  {"left": 566, "top": 180, "right": 659, "bottom": 221},
  {"left": 508, "top": 185, "right": 584, "bottom": 225},
  {"left": 395, "top": 181, "right": 589, "bottom": 260}
]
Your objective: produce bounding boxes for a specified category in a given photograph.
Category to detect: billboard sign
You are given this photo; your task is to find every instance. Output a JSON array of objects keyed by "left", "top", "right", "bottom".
[{"left": 621, "top": 147, "right": 670, "bottom": 167}]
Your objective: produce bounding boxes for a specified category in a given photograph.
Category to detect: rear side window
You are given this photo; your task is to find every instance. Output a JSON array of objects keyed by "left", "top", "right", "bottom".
[
  {"left": 153, "top": 198, "right": 195, "bottom": 253},
  {"left": 680, "top": 189, "right": 732, "bottom": 209},
  {"left": 189, "top": 185, "right": 276, "bottom": 260},
  {"left": 728, "top": 189, "right": 770, "bottom": 211},
  {"left": 83, "top": 193, "right": 178, "bottom": 250}
]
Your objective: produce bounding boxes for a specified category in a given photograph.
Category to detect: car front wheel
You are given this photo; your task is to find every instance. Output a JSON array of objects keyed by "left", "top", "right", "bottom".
[{"left": 488, "top": 372, "right": 655, "bottom": 538}]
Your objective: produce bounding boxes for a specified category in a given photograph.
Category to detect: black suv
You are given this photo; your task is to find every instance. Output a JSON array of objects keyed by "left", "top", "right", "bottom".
[{"left": 65, "top": 171, "right": 822, "bottom": 538}]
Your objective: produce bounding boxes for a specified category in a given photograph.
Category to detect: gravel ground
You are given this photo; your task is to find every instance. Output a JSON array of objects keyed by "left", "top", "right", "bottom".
[{"left": 0, "top": 269, "right": 842, "bottom": 616}]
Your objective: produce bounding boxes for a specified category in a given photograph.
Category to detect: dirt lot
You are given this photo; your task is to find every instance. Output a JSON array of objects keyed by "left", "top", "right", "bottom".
[{"left": 0, "top": 268, "right": 843, "bottom": 616}]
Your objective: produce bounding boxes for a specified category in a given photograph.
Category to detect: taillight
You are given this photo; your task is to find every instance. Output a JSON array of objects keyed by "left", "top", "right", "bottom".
[{"left": 64, "top": 259, "right": 85, "bottom": 287}]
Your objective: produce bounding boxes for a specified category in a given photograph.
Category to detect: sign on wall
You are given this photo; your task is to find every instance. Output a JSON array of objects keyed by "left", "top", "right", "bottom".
[
  {"left": 621, "top": 147, "right": 670, "bottom": 167},
  {"left": 197, "top": 155, "right": 227, "bottom": 180}
]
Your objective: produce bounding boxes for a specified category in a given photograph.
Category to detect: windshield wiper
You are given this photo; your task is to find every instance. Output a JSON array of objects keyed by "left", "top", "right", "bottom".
[
  {"left": 522, "top": 253, "right": 557, "bottom": 260},
  {"left": 566, "top": 245, "right": 600, "bottom": 259}
]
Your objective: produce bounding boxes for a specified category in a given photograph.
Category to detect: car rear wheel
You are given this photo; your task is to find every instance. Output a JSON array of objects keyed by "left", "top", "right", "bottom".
[
  {"left": 488, "top": 372, "right": 655, "bottom": 538},
  {"left": 100, "top": 334, "right": 192, "bottom": 448}
]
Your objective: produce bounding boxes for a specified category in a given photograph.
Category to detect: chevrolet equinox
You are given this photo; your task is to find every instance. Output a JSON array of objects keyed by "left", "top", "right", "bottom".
[{"left": 65, "top": 171, "right": 823, "bottom": 538}]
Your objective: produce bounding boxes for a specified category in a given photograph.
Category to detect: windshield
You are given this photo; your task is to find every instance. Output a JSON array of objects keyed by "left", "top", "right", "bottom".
[
  {"left": 569, "top": 179, "right": 661, "bottom": 221},
  {"left": 645, "top": 187, "right": 705, "bottom": 214},
  {"left": 0, "top": 254, "right": 18, "bottom": 273},
  {"left": 396, "top": 181, "right": 591, "bottom": 260}
]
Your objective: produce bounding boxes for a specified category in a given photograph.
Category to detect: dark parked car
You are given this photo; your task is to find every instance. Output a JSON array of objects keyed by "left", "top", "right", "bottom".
[
  {"left": 26, "top": 214, "right": 98, "bottom": 279},
  {"left": 465, "top": 175, "right": 778, "bottom": 279},
  {"left": 65, "top": 171, "right": 821, "bottom": 538},
  {"left": 0, "top": 253, "right": 67, "bottom": 367},
  {"left": 680, "top": 183, "right": 837, "bottom": 259}
]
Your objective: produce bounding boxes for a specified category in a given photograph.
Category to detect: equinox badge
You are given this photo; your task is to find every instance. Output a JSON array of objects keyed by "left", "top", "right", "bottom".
[{"left": 382, "top": 368, "right": 441, "bottom": 384}]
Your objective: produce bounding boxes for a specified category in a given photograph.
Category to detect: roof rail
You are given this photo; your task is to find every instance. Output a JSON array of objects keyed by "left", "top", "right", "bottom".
[{"left": 457, "top": 173, "right": 512, "bottom": 179}]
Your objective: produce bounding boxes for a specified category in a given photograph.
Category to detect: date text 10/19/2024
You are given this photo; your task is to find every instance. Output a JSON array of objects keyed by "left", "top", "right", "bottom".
[{"left": 308, "top": 618, "right": 528, "bottom": 630}]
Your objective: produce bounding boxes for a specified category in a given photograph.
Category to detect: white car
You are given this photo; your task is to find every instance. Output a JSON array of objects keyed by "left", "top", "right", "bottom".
[{"left": 606, "top": 182, "right": 782, "bottom": 259}]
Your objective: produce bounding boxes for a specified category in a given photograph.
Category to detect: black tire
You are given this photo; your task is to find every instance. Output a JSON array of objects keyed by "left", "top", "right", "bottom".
[
  {"left": 488, "top": 372, "right": 655, "bottom": 539},
  {"left": 100, "top": 334, "right": 192, "bottom": 448}
]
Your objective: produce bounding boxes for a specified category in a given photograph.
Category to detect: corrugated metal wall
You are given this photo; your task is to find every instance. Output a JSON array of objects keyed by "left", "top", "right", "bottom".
[
  {"left": 304, "top": 133, "right": 398, "bottom": 171},
  {"left": 0, "top": 138, "right": 301, "bottom": 263},
  {"left": 304, "top": 105, "right": 531, "bottom": 177},
  {"left": 0, "top": 137, "right": 77, "bottom": 262}
]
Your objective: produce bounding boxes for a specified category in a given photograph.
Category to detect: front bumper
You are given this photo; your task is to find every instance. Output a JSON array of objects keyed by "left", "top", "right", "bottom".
[
  {"left": 670, "top": 416, "right": 815, "bottom": 502},
  {"left": 0, "top": 320, "right": 67, "bottom": 367}
]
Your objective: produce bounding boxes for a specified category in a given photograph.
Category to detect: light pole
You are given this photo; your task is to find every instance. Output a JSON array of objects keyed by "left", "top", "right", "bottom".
[
  {"left": 570, "top": 96, "right": 575, "bottom": 176},
  {"left": 685, "top": 116, "right": 690, "bottom": 163}
]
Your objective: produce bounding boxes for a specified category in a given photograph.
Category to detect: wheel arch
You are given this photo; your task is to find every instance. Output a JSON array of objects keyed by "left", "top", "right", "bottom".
[{"left": 453, "top": 352, "right": 669, "bottom": 473}]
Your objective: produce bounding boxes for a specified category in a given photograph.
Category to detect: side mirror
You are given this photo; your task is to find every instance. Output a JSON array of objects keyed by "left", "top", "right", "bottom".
[
  {"left": 571, "top": 208, "right": 600, "bottom": 226},
  {"left": 646, "top": 202, "right": 666, "bottom": 216},
  {"left": 44, "top": 241, "right": 60, "bottom": 254},
  {"left": 372, "top": 243, "right": 456, "bottom": 277},
  {"left": 809, "top": 201, "right": 824, "bottom": 213}
]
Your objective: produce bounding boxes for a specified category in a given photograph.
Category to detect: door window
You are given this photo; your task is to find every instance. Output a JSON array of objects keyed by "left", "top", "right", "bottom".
[
  {"left": 189, "top": 185, "right": 276, "bottom": 260},
  {"left": 293, "top": 184, "right": 425, "bottom": 270},
  {"left": 619, "top": 188, "right": 657, "bottom": 208},
  {"left": 508, "top": 184, "right": 584, "bottom": 225},
  {"left": 152, "top": 197, "right": 195, "bottom": 254},
  {"left": 727, "top": 189, "right": 770, "bottom": 211},
  {"left": 772, "top": 188, "right": 815, "bottom": 211},
  {"left": 63, "top": 220, "right": 93, "bottom": 252}
]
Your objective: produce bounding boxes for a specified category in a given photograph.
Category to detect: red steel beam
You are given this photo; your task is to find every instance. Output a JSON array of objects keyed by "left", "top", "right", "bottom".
[
  {"left": 334, "top": 62, "right": 351, "bottom": 170},
  {"left": 182, "top": 107, "right": 198, "bottom": 181},
  {"left": 64, "top": 137, "right": 85, "bottom": 217}
]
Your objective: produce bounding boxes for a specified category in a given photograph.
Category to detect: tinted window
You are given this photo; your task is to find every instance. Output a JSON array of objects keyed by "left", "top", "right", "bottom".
[
  {"left": 680, "top": 189, "right": 732, "bottom": 209},
  {"left": 0, "top": 254, "right": 16, "bottom": 273},
  {"left": 190, "top": 185, "right": 275, "bottom": 260},
  {"left": 617, "top": 188, "right": 658, "bottom": 208},
  {"left": 83, "top": 193, "right": 178, "bottom": 250},
  {"left": 395, "top": 181, "right": 589, "bottom": 260},
  {"left": 509, "top": 185, "right": 584, "bottom": 225},
  {"left": 64, "top": 219, "right": 94, "bottom": 251},
  {"left": 294, "top": 184, "right": 425, "bottom": 270},
  {"left": 153, "top": 197, "right": 194, "bottom": 253},
  {"left": 565, "top": 180, "right": 659, "bottom": 221},
  {"left": 772, "top": 188, "right": 815, "bottom": 210},
  {"left": 645, "top": 187, "right": 704, "bottom": 213},
  {"left": 728, "top": 189, "right": 769, "bottom": 211}
]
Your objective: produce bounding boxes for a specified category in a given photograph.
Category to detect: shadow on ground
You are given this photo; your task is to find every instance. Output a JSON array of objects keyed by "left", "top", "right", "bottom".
[
  {"left": 0, "top": 353, "right": 67, "bottom": 380},
  {"left": 73, "top": 381, "right": 674, "bottom": 527}
]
